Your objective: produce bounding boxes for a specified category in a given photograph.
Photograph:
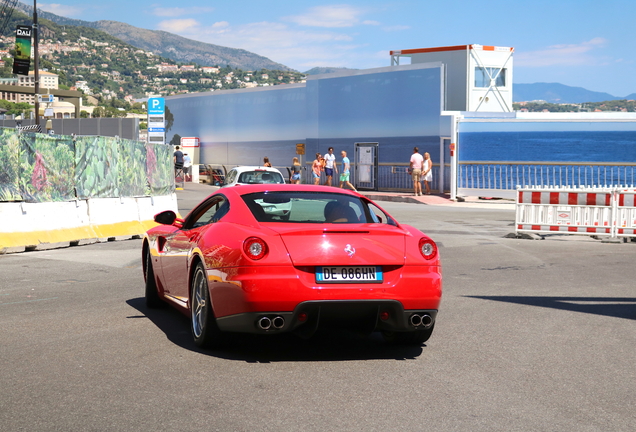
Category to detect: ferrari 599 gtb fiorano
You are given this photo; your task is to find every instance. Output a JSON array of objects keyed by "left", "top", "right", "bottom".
[{"left": 142, "top": 185, "right": 441, "bottom": 348}]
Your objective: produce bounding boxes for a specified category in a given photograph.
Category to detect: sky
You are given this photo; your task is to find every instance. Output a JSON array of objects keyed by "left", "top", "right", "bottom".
[{"left": 23, "top": 0, "right": 636, "bottom": 96}]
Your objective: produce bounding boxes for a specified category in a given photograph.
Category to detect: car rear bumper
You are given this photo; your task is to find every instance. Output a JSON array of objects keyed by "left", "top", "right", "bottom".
[
  {"left": 208, "top": 264, "right": 442, "bottom": 317},
  {"left": 215, "top": 299, "right": 438, "bottom": 335}
]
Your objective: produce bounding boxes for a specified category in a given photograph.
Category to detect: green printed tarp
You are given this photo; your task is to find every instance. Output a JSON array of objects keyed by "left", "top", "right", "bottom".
[
  {"left": 75, "top": 135, "right": 120, "bottom": 199},
  {"left": 146, "top": 143, "right": 173, "bottom": 196},
  {"left": 119, "top": 138, "right": 147, "bottom": 197},
  {"left": 0, "top": 128, "right": 21, "bottom": 201},
  {"left": 0, "top": 127, "right": 174, "bottom": 203},
  {"left": 19, "top": 132, "right": 75, "bottom": 203}
]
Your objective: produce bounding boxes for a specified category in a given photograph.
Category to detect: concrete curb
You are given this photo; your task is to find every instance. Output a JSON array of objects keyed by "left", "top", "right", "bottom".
[{"left": 0, "top": 194, "right": 178, "bottom": 254}]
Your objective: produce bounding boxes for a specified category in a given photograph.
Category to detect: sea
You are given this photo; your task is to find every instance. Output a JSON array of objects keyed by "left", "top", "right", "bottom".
[{"left": 459, "top": 131, "right": 636, "bottom": 163}]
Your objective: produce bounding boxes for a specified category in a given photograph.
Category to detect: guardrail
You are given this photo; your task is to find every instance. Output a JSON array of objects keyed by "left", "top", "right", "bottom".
[
  {"left": 300, "top": 162, "right": 449, "bottom": 192},
  {"left": 515, "top": 185, "right": 636, "bottom": 241},
  {"left": 460, "top": 162, "right": 636, "bottom": 191}
]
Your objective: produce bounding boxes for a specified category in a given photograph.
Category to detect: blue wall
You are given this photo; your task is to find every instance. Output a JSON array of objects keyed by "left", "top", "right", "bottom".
[{"left": 165, "top": 64, "right": 443, "bottom": 168}]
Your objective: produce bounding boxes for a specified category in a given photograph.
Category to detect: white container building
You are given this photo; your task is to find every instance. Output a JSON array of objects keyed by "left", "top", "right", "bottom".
[{"left": 390, "top": 44, "right": 514, "bottom": 112}]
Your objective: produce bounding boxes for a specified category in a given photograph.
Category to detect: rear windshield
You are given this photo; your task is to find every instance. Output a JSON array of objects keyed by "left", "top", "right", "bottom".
[
  {"left": 241, "top": 191, "right": 395, "bottom": 225},
  {"left": 237, "top": 171, "right": 284, "bottom": 184}
]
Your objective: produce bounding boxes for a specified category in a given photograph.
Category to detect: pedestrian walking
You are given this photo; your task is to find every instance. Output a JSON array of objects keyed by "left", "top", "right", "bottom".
[
  {"left": 339, "top": 150, "right": 356, "bottom": 191},
  {"left": 183, "top": 153, "right": 192, "bottom": 182},
  {"left": 323, "top": 147, "right": 337, "bottom": 186},
  {"left": 263, "top": 157, "right": 272, "bottom": 167},
  {"left": 173, "top": 145, "right": 184, "bottom": 174}
]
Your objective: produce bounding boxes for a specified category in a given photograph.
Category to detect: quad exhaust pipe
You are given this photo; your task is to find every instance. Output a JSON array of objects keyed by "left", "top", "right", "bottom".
[
  {"left": 257, "top": 316, "right": 285, "bottom": 330},
  {"left": 410, "top": 313, "right": 433, "bottom": 329},
  {"left": 272, "top": 316, "right": 285, "bottom": 329},
  {"left": 258, "top": 316, "right": 272, "bottom": 330}
]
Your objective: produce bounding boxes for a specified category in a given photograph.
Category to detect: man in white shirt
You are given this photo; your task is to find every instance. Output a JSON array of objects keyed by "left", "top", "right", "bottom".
[
  {"left": 183, "top": 153, "right": 192, "bottom": 182},
  {"left": 409, "top": 147, "right": 424, "bottom": 196},
  {"left": 323, "top": 147, "right": 337, "bottom": 186}
]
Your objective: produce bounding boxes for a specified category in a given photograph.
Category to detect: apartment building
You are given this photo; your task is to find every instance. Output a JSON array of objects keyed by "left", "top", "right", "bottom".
[{"left": 0, "top": 70, "right": 59, "bottom": 104}]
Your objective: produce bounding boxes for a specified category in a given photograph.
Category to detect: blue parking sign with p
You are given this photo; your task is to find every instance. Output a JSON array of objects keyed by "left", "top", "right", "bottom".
[{"left": 148, "top": 97, "right": 165, "bottom": 115}]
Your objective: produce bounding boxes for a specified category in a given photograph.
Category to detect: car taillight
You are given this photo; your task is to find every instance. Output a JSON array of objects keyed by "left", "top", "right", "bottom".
[
  {"left": 418, "top": 238, "right": 437, "bottom": 260},
  {"left": 243, "top": 237, "right": 268, "bottom": 260}
]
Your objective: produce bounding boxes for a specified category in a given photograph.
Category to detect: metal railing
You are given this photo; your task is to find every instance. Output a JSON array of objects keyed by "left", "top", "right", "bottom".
[
  {"left": 302, "top": 162, "right": 449, "bottom": 192},
  {"left": 460, "top": 162, "right": 636, "bottom": 190}
]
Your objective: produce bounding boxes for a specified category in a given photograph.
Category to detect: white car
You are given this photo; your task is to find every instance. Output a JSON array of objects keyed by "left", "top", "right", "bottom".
[
  {"left": 222, "top": 166, "right": 286, "bottom": 187},
  {"left": 222, "top": 166, "right": 291, "bottom": 220}
]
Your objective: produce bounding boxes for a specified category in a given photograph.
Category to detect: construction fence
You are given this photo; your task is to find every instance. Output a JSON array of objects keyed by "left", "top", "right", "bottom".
[
  {"left": 0, "top": 128, "right": 173, "bottom": 203},
  {"left": 516, "top": 186, "right": 636, "bottom": 240}
]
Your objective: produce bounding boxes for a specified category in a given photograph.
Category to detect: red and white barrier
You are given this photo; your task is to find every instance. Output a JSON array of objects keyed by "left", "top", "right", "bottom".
[
  {"left": 516, "top": 187, "right": 619, "bottom": 237},
  {"left": 615, "top": 189, "right": 636, "bottom": 237}
]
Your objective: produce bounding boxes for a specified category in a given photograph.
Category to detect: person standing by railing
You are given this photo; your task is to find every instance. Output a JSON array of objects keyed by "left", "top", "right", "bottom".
[
  {"left": 423, "top": 152, "right": 432, "bottom": 195},
  {"left": 409, "top": 147, "right": 423, "bottom": 196}
]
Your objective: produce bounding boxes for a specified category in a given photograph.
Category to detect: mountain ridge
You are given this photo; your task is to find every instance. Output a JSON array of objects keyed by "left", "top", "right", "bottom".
[
  {"left": 9, "top": 3, "right": 636, "bottom": 103},
  {"left": 514, "top": 82, "right": 635, "bottom": 104},
  {"left": 14, "top": 2, "right": 293, "bottom": 72}
]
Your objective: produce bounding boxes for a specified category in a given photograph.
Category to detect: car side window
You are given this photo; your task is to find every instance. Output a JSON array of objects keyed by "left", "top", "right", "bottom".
[
  {"left": 225, "top": 170, "right": 237, "bottom": 185},
  {"left": 365, "top": 202, "right": 397, "bottom": 226},
  {"left": 186, "top": 196, "right": 230, "bottom": 229}
]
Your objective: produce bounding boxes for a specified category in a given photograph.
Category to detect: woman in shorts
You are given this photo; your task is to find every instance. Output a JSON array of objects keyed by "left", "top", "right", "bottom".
[
  {"left": 312, "top": 153, "right": 323, "bottom": 185},
  {"left": 290, "top": 157, "right": 302, "bottom": 184}
]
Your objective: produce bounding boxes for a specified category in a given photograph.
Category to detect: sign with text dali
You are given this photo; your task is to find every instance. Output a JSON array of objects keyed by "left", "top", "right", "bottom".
[{"left": 13, "top": 25, "right": 32, "bottom": 75}]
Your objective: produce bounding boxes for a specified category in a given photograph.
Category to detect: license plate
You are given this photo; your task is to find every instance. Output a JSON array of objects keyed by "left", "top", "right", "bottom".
[{"left": 316, "top": 266, "right": 383, "bottom": 284}]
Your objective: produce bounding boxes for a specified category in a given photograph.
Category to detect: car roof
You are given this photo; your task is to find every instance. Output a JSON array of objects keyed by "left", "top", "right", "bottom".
[
  {"left": 229, "top": 166, "right": 284, "bottom": 174},
  {"left": 220, "top": 183, "right": 361, "bottom": 196}
]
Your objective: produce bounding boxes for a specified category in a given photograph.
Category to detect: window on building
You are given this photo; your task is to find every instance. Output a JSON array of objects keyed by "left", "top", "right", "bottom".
[{"left": 474, "top": 67, "right": 506, "bottom": 88}]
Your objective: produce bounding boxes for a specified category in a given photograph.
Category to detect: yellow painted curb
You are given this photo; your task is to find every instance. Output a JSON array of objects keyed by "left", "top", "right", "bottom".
[{"left": 0, "top": 219, "right": 160, "bottom": 249}]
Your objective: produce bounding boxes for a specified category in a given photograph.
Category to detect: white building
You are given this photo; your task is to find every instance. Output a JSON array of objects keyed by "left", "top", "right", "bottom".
[
  {"left": 0, "top": 70, "right": 59, "bottom": 104},
  {"left": 391, "top": 44, "right": 514, "bottom": 112}
]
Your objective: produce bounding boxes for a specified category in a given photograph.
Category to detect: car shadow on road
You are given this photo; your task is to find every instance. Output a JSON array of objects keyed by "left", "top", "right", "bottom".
[
  {"left": 465, "top": 296, "right": 636, "bottom": 320},
  {"left": 127, "top": 297, "right": 425, "bottom": 362}
]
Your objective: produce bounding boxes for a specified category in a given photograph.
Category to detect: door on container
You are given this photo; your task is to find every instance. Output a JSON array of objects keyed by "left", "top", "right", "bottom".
[
  {"left": 354, "top": 142, "right": 378, "bottom": 191},
  {"left": 441, "top": 138, "right": 451, "bottom": 193}
]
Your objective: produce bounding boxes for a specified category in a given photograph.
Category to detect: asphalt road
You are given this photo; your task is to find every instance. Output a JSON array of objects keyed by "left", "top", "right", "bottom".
[{"left": 1, "top": 184, "right": 635, "bottom": 431}]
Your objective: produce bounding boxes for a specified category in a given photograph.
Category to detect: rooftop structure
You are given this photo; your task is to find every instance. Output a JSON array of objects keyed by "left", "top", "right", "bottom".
[{"left": 390, "top": 44, "right": 514, "bottom": 112}]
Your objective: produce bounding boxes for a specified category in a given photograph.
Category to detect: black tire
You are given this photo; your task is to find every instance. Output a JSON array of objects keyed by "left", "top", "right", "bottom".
[
  {"left": 383, "top": 324, "right": 434, "bottom": 345},
  {"left": 190, "top": 262, "right": 226, "bottom": 349},
  {"left": 144, "top": 247, "right": 163, "bottom": 308}
]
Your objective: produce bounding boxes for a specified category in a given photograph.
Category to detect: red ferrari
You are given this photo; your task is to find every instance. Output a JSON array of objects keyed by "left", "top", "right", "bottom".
[{"left": 142, "top": 184, "right": 442, "bottom": 348}]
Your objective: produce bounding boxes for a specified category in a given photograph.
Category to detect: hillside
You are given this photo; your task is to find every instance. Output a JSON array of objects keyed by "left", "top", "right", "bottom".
[
  {"left": 14, "top": 2, "right": 293, "bottom": 72},
  {"left": 0, "top": 9, "right": 305, "bottom": 113}
]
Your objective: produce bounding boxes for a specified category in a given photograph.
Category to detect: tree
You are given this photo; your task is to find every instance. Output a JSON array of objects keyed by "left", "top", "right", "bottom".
[
  {"left": 164, "top": 105, "right": 174, "bottom": 132},
  {"left": 0, "top": 100, "right": 34, "bottom": 116},
  {"left": 92, "top": 107, "right": 105, "bottom": 118},
  {"left": 169, "top": 133, "right": 181, "bottom": 147}
]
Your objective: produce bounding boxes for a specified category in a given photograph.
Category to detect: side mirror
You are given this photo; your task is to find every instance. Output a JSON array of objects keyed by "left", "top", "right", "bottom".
[
  {"left": 375, "top": 213, "right": 383, "bottom": 223},
  {"left": 154, "top": 210, "right": 177, "bottom": 225}
]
